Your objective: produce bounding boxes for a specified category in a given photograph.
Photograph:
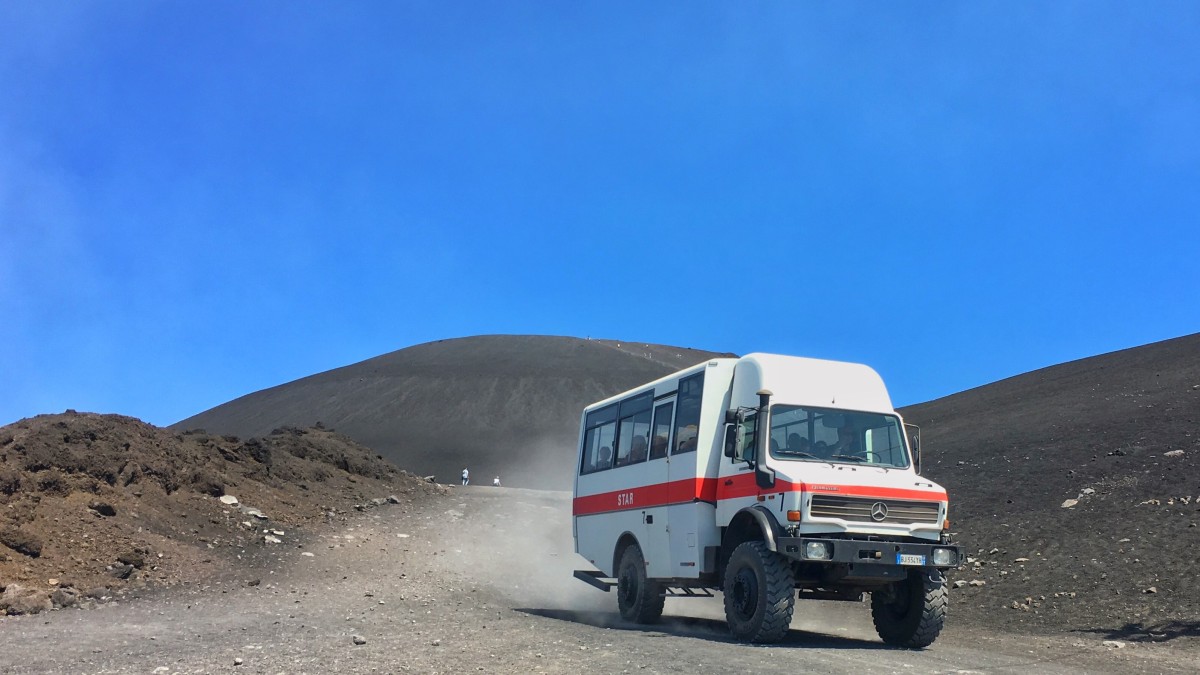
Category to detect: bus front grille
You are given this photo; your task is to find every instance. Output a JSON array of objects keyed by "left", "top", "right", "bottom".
[{"left": 809, "top": 495, "right": 941, "bottom": 524}]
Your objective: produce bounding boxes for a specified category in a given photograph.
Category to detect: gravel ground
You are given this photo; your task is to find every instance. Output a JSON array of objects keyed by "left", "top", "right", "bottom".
[{"left": 1, "top": 487, "right": 1197, "bottom": 674}]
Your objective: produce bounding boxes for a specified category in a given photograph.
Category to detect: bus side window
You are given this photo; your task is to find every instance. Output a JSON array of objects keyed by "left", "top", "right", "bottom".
[
  {"left": 735, "top": 412, "right": 757, "bottom": 463},
  {"left": 649, "top": 401, "right": 673, "bottom": 460},
  {"left": 672, "top": 372, "right": 704, "bottom": 455},
  {"left": 580, "top": 405, "right": 618, "bottom": 475}
]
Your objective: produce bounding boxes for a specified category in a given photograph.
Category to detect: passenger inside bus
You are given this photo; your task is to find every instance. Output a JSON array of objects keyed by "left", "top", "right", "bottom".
[
  {"left": 784, "top": 433, "right": 813, "bottom": 457},
  {"left": 828, "top": 424, "right": 862, "bottom": 457},
  {"left": 649, "top": 434, "right": 668, "bottom": 460},
  {"left": 596, "top": 445, "right": 612, "bottom": 471},
  {"left": 629, "top": 435, "right": 648, "bottom": 463}
]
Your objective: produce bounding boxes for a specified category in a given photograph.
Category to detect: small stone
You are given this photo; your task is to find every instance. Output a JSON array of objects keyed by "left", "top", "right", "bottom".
[
  {"left": 953, "top": 580, "right": 968, "bottom": 588},
  {"left": 1103, "top": 640, "right": 1126, "bottom": 649},
  {"left": 234, "top": 657, "right": 244, "bottom": 666},
  {"left": 301, "top": 552, "right": 315, "bottom": 557},
  {"left": 988, "top": 548, "right": 1000, "bottom": 555},
  {"left": 219, "top": 495, "right": 239, "bottom": 506},
  {"left": 264, "top": 535, "right": 281, "bottom": 544},
  {"left": 1061, "top": 499, "right": 1079, "bottom": 508},
  {"left": 1015, "top": 558, "right": 1030, "bottom": 563},
  {"left": 387, "top": 495, "right": 401, "bottom": 504},
  {"left": 1081, "top": 488, "right": 1096, "bottom": 495},
  {"left": 352, "top": 635, "right": 367, "bottom": 645},
  {"left": 47, "top": 578, "right": 58, "bottom": 586},
  {"left": 1145, "top": 586, "right": 1157, "bottom": 594},
  {"left": 431, "top": 639, "right": 440, "bottom": 646},
  {"left": 969, "top": 580, "right": 986, "bottom": 587},
  {"left": 1164, "top": 450, "right": 1184, "bottom": 458}
]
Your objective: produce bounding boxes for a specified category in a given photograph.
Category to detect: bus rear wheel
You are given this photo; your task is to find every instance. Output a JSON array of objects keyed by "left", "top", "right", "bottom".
[
  {"left": 870, "top": 570, "right": 947, "bottom": 648},
  {"left": 616, "top": 543, "right": 664, "bottom": 623},
  {"left": 722, "top": 541, "right": 795, "bottom": 643}
]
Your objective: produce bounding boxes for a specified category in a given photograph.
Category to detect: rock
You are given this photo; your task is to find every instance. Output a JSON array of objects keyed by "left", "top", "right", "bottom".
[
  {"left": 219, "top": 495, "right": 240, "bottom": 506},
  {"left": 242, "top": 507, "right": 268, "bottom": 520},
  {"left": 47, "top": 578, "right": 59, "bottom": 586},
  {"left": 1, "top": 585, "right": 52, "bottom": 615},
  {"left": 247, "top": 579, "right": 261, "bottom": 587},
  {"left": 234, "top": 657, "right": 244, "bottom": 666},
  {"left": 1080, "top": 488, "right": 1096, "bottom": 495},
  {"left": 1145, "top": 586, "right": 1157, "bottom": 594},
  {"left": 953, "top": 580, "right": 968, "bottom": 588},
  {"left": 1015, "top": 558, "right": 1030, "bottom": 563},
  {"left": 988, "top": 548, "right": 1000, "bottom": 555},
  {"left": 118, "top": 551, "right": 146, "bottom": 569},
  {"left": 1103, "top": 640, "right": 1126, "bottom": 649},
  {"left": 371, "top": 498, "right": 387, "bottom": 507},
  {"left": 109, "top": 564, "right": 135, "bottom": 580},
  {"left": 51, "top": 587, "right": 79, "bottom": 608},
  {"left": 969, "top": 580, "right": 986, "bottom": 587},
  {"left": 301, "top": 552, "right": 315, "bottom": 557},
  {"left": 1061, "top": 499, "right": 1079, "bottom": 508},
  {"left": 386, "top": 495, "right": 401, "bottom": 504},
  {"left": 1164, "top": 450, "right": 1184, "bottom": 458},
  {"left": 0, "top": 527, "right": 43, "bottom": 558},
  {"left": 89, "top": 502, "right": 117, "bottom": 517},
  {"left": 352, "top": 635, "right": 367, "bottom": 645},
  {"left": 264, "top": 535, "right": 282, "bottom": 544}
]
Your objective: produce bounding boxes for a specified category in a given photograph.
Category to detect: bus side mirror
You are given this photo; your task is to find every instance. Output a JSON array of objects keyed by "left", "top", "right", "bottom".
[
  {"left": 723, "top": 424, "right": 741, "bottom": 459},
  {"left": 905, "top": 423, "right": 922, "bottom": 474}
]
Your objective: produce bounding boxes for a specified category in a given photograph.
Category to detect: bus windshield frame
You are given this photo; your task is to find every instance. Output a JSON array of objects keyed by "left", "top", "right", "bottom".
[{"left": 765, "top": 404, "right": 911, "bottom": 469}]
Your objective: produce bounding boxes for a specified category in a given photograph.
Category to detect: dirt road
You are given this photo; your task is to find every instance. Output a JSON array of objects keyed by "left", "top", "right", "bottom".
[{"left": 1, "top": 487, "right": 1195, "bottom": 674}]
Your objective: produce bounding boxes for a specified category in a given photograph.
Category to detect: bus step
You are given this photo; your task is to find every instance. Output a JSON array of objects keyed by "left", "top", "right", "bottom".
[
  {"left": 797, "top": 589, "right": 863, "bottom": 602},
  {"left": 573, "top": 569, "right": 615, "bottom": 592},
  {"left": 665, "top": 587, "right": 714, "bottom": 598}
]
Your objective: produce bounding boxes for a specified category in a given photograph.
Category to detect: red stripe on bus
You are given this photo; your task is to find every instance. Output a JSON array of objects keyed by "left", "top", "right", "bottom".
[
  {"left": 575, "top": 477, "right": 946, "bottom": 516},
  {"left": 573, "top": 478, "right": 717, "bottom": 516}
]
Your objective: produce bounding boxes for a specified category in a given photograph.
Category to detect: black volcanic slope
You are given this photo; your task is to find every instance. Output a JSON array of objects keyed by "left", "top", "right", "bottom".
[
  {"left": 901, "top": 332, "right": 1200, "bottom": 638},
  {"left": 174, "top": 336, "right": 732, "bottom": 489}
]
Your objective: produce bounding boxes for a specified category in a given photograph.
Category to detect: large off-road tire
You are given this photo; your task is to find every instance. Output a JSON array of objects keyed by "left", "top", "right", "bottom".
[
  {"left": 870, "top": 570, "right": 947, "bottom": 648},
  {"left": 616, "top": 543, "right": 664, "bottom": 623},
  {"left": 722, "top": 541, "right": 795, "bottom": 643}
]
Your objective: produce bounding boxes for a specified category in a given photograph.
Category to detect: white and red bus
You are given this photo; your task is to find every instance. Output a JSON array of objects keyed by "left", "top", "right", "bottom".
[{"left": 572, "top": 353, "right": 962, "bottom": 647}]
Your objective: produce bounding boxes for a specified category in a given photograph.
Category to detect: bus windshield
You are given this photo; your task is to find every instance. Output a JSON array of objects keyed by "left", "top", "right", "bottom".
[{"left": 767, "top": 405, "right": 910, "bottom": 469}]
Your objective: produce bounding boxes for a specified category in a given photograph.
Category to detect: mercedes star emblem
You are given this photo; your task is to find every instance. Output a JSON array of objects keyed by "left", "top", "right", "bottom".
[{"left": 870, "top": 502, "right": 889, "bottom": 521}]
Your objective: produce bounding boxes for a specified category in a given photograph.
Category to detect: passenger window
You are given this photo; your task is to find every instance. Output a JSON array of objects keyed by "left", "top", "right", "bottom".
[
  {"left": 673, "top": 373, "right": 704, "bottom": 455},
  {"left": 614, "top": 409, "right": 652, "bottom": 467},
  {"left": 649, "top": 401, "right": 673, "bottom": 460},
  {"left": 580, "top": 404, "right": 618, "bottom": 475}
]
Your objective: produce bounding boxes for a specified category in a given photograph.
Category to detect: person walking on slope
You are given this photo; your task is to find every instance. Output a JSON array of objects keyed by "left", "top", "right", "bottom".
[{"left": 461, "top": 468, "right": 469, "bottom": 486}]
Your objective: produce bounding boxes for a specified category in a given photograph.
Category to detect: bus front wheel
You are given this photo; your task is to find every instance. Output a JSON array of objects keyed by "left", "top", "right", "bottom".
[
  {"left": 722, "top": 540, "right": 795, "bottom": 643},
  {"left": 616, "top": 543, "right": 664, "bottom": 623},
  {"left": 870, "top": 570, "right": 947, "bottom": 648}
]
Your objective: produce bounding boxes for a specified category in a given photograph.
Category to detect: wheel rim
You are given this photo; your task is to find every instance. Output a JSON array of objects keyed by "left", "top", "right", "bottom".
[
  {"left": 619, "top": 563, "right": 638, "bottom": 606},
  {"left": 730, "top": 566, "right": 759, "bottom": 619}
]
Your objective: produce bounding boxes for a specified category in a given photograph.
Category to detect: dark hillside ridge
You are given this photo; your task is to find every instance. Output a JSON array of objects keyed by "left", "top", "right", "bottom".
[
  {"left": 901, "top": 332, "right": 1200, "bottom": 637},
  {"left": 174, "top": 336, "right": 733, "bottom": 488}
]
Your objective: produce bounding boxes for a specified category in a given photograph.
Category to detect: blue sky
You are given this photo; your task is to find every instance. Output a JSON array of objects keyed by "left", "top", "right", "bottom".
[{"left": 2, "top": 1, "right": 1197, "bottom": 427}]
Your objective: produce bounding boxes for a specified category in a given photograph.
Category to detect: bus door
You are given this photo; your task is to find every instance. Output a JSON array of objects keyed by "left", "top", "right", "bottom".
[
  {"left": 639, "top": 395, "right": 674, "bottom": 578},
  {"left": 666, "top": 372, "right": 705, "bottom": 576}
]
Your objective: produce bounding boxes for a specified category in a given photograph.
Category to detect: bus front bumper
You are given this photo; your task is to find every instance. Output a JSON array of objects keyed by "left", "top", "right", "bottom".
[{"left": 776, "top": 537, "right": 964, "bottom": 569}]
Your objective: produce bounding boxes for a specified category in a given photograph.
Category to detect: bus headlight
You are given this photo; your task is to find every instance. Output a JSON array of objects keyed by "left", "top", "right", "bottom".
[
  {"left": 932, "top": 547, "right": 955, "bottom": 566},
  {"left": 804, "top": 541, "right": 832, "bottom": 561}
]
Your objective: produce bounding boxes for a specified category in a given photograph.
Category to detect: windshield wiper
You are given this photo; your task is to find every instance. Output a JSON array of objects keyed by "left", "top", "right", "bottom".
[
  {"left": 831, "top": 454, "right": 867, "bottom": 462},
  {"left": 779, "top": 451, "right": 820, "bottom": 459}
]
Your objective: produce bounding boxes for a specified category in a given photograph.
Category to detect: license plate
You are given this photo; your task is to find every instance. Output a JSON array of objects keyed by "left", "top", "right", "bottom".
[{"left": 897, "top": 553, "right": 926, "bottom": 566}]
